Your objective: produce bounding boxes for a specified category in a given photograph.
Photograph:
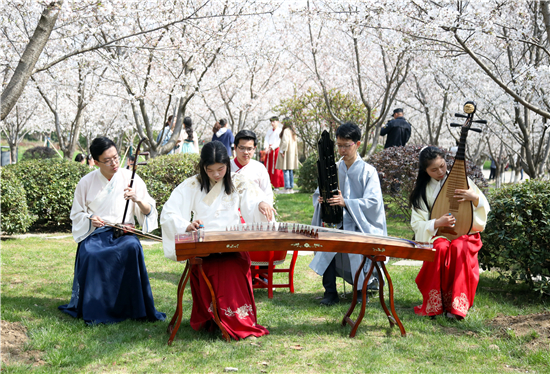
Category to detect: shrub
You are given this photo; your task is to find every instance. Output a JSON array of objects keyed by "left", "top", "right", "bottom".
[
  {"left": 480, "top": 180, "right": 550, "bottom": 296},
  {"left": 21, "top": 146, "right": 58, "bottom": 161},
  {"left": 139, "top": 153, "right": 200, "bottom": 216},
  {"left": 0, "top": 167, "right": 35, "bottom": 234},
  {"left": 368, "top": 145, "right": 488, "bottom": 224},
  {"left": 8, "top": 159, "right": 92, "bottom": 229},
  {"left": 296, "top": 155, "right": 318, "bottom": 193}
]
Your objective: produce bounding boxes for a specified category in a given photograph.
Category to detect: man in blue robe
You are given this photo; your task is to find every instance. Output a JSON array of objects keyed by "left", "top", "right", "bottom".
[
  {"left": 59, "top": 137, "right": 165, "bottom": 324},
  {"left": 309, "top": 122, "right": 387, "bottom": 306}
]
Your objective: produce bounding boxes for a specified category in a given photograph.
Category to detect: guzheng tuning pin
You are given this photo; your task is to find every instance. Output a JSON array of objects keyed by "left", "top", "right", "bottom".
[{"left": 315, "top": 229, "right": 319, "bottom": 239}]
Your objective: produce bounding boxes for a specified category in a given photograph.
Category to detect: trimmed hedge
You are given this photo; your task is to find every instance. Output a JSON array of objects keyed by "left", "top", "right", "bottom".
[
  {"left": 369, "top": 145, "right": 488, "bottom": 224},
  {"left": 7, "top": 159, "right": 93, "bottom": 230},
  {"left": 480, "top": 180, "right": 550, "bottom": 296},
  {"left": 296, "top": 155, "right": 318, "bottom": 193},
  {"left": 0, "top": 167, "right": 35, "bottom": 234},
  {"left": 139, "top": 153, "right": 200, "bottom": 216}
]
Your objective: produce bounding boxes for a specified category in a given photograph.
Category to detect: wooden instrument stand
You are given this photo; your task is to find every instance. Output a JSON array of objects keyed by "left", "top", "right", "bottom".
[{"left": 167, "top": 224, "right": 434, "bottom": 344}]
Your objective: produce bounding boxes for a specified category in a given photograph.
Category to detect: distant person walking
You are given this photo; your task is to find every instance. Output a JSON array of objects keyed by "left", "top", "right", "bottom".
[
  {"left": 181, "top": 116, "right": 199, "bottom": 154},
  {"left": 212, "top": 119, "right": 234, "bottom": 157},
  {"left": 276, "top": 118, "right": 299, "bottom": 193},
  {"left": 380, "top": 108, "right": 411, "bottom": 148}
]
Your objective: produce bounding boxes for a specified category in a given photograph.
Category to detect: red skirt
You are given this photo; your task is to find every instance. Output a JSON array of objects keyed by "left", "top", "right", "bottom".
[
  {"left": 190, "top": 252, "right": 269, "bottom": 340},
  {"left": 265, "top": 147, "right": 284, "bottom": 188},
  {"left": 414, "top": 233, "right": 482, "bottom": 318}
]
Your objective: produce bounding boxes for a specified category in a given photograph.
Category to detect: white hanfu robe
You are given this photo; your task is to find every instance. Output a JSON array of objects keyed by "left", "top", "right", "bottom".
[
  {"left": 230, "top": 158, "right": 273, "bottom": 205},
  {"left": 161, "top": 173, "right": 270, "bottom": 261},
  {"left": 70, "top": 168, "right": 158, "bottom": 243},
  {"left": 309, "top": 154, "right": 387, "bottom": 288}
]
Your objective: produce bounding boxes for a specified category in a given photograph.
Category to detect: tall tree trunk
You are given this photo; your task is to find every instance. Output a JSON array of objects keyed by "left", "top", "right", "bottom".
[{"left": 1, "top": 1, "right": 63, "bottom": 120}]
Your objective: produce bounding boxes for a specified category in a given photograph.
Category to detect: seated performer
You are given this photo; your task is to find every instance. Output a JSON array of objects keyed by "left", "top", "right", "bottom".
[
  {"left": 160, "top": 140, "right": 275, "bottom": 340},
  {"left": 59, "top": 137, "right": 165, "bottom": 324},
  {"left": 310, "top": 122, "right": 387, "bottom": 306},
  {"left": 410, "top": 146, "right": 489, "bottom": 319}
]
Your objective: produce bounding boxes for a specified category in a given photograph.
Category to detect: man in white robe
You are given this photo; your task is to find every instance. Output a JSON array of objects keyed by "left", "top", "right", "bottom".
[
  {"left": 231, "top": 129, "right": 273, "bottom": 205},
  {"left": 309, "top": 123, "right": 387, "bottom": 306},
  {"left": 59, "top": 137, "right": 165, "bottom": 324}
]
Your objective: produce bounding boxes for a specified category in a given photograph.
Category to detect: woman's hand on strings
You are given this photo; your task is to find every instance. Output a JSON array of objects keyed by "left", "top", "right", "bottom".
[
  {"left": 435, "top": 213, "right": 456, "bottom": 229},
  {"left": 90, "top": 215, "right": 105, "bottom": 228},
  {"left": 454, "top": 187, "right": 479, "bottom": 205},
  {"left": 186, "top": 220, "right": 204, "bottom": 232},
  {"left": 259, "top": 202, "right": 277, "bottom": 221}
]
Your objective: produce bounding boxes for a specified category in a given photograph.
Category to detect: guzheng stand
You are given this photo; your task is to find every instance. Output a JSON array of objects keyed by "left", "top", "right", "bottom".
[{"left": 167, "top": 224, "right": 433, "bottom": 344}]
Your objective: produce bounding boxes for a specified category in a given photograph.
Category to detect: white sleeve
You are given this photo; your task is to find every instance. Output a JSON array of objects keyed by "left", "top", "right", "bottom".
[
  {"left": 132, "top": 174, "right": 158, "bottom": 233},
  {"left": 236, "top": 176, "right": 270, "bottom": 224},
  {"left": 70, "top": 179, "right": 95, "bottom": 243},
  {"left": 259, "top": 167, "right": 274, "bottom": 205},
  {"left": 469, "top": 178, "right": 490, "bottom": 233},
  {"left": 160, "top": 179, "right": 196, "bottom": 261},
  {"left": 410, "top": 203, "right": 438, "bottom": 243}
]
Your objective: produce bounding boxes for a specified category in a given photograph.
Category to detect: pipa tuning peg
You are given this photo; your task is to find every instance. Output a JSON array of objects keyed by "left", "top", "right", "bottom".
[
  {"left": 454, "top": 113, "right": 468, "bottom": 118},
  {"left": 450, "top": 123, "right": 462, "bottom": 127},
  {"left": 472, "top": 119, "right": 487, "bottom": 124},
  {"left": 469, "top": 127, "right": 482, "bottom": 133},
  {"left": 137, "top": 162, "right": 148, "bottom": 165},
  {"left": 140, "top": 151, "right": 150, "bottom": 156}
]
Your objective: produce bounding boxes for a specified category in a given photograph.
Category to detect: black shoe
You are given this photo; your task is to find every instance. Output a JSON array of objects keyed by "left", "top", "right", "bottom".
[
  {"left": 320, "top": 293, "right": 339, "bottom": 306},
  {"left": 356, "top": 294, "right": 369, "bottom": 305}
]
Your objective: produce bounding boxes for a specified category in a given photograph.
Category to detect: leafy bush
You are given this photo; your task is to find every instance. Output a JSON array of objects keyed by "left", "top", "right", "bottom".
[
  {"left": 0, "top": 167, "right": 35, "bottom": 234},
  {"left": 139, "top": 153, "right": 200, "bottom": 216},
  {"left": 21, "top": 146, "right": 58, "bottom": 161},
  {"left": 7, "top": 159, "right": 92, "bottom": 229},
  {"left": 480, "top": 180, "right": 550, "bottom": 296},
  {"left": 368, "top": 145, "right": 488, "bottom": 224},
  {"left": 296, "top": 155, "right": 318, "bottom": 193}
]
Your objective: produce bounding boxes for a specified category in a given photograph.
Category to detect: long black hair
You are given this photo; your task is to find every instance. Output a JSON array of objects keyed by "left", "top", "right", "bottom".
[
  {"left": 409, "top": 146, "right": 446, "bottom": 211},
  {"left": 183, "top": 116, "right": 194, "bottom": 141},
  {"left": 197, "top": 141, "right": 234, "bottom": 195}
]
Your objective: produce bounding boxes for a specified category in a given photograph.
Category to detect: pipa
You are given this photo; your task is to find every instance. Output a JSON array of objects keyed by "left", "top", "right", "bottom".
[{"left": 430, "top": 101, "right": 486, "bottom": 240}]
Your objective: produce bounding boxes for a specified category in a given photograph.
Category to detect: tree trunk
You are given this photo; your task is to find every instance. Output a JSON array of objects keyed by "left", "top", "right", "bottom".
[{"left": 1, "top": 1, "right": 63, "bottom": 120}]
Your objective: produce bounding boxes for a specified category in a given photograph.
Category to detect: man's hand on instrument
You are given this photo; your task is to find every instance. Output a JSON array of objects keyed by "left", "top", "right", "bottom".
[
  {"left": 435, "top": 213, "right": 456, "bottom": 229},
  {"left": 259, "top": 202, "right": 276, "bottom": 221},
  {"left": 317, "top": 195, "right": 324, "bottom": 204},
  {"left": 124, "top": 186, "right": 141, "bottom": 203},
  {"left": 90, "top": 215, "right": 105, "bottom": 228},
  {"left": 326, "top": 190, "right": 346, "bottom": 207},
  {"left": 186, "top": 220, "right": 204, "bottom": 232},
  {"left": 454, "top": 187, "right": 480, "bottom": 206}
]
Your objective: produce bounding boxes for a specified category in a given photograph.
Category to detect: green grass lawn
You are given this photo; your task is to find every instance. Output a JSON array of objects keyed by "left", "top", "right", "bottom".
[{"left": 2, "top": 194, "right": 549, "bottom": 373}]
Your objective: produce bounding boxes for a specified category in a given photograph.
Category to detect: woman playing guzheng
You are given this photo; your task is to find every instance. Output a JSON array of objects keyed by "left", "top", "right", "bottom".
[
  {"left": 410, "top": 146, "right": 490, "bottom": 320},
  {"left": 160, "top": 140, "right": 275, "bottom": 340}
]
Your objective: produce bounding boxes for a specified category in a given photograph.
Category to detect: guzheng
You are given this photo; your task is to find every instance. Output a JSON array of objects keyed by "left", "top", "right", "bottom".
[
  {"left": 174, "top": 222, "right": 435, "bottom": 262},
  {"left": 167, "top": 223, "right": 435, "bottom": 344}
]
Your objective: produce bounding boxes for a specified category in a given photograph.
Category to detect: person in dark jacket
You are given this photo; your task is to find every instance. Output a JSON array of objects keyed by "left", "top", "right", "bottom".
[{"left": 380, "top": 108, "right": 411, "bottom": 148}]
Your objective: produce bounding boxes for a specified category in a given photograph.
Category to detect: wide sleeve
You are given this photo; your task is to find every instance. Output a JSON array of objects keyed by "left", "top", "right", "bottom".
[
  {"left": 160, "top": 179, "right": 196, "bottom": 261},
  {"left": 193, "top": 137, "right": 199, "bottom": 153},
  {"left": 410, "top": 203, "right": 438, "bottom": 243},
  {"left": 344, "top": 167, "right": 387, "bottom": 235},
  {"left": 311, "top": 187, "right": 322, "bottom": 226},
  {"left": 470, "top": 178, "right": 490, "bottom": 233},
  {"left": 132, "top": 174, "right": 158, "bottom": 233},
  {"left": 271, "top": 128, "right": 281, "bottom": 149},
  {"left": 259, "top": 167, "right": 274, "bottom": 205},
  {"left": 235, "top": 175, "right": 271, "bottom": 224},
  {"left": 70, "top": 179, "right": 95, "bottom": 243}
]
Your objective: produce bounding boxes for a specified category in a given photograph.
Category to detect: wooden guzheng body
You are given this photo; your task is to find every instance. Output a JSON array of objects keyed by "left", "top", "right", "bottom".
[{"left": 167, "top": 223, "right": 435, "bottom": 344}]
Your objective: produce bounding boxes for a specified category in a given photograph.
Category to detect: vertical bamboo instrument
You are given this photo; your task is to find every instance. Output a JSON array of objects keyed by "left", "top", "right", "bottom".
[
  {"left": 113, "top": 137, "right": 150, "bottom": 239},
  {"left": 430, "top": 101, "right": 486, "bottom": 241},
  {"left": 316, "top": 130, "right": 343, "bottom": 225}
]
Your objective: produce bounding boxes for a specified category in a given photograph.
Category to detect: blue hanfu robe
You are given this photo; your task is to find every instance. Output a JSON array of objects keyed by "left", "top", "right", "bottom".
[
  {"left": 309, "top": 154, "right": 387, "bottom": 289},
  {"left": 59, "top": 168, "right": 165, "bottom": 324}
]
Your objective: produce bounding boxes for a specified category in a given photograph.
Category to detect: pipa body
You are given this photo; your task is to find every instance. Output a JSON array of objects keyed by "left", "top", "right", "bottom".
[
  {"left": 430, "top": 102, "right": 481, "bottom": 241},
  {"left": 316, "top": 130, "right": 343, "bottom": 225}
]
